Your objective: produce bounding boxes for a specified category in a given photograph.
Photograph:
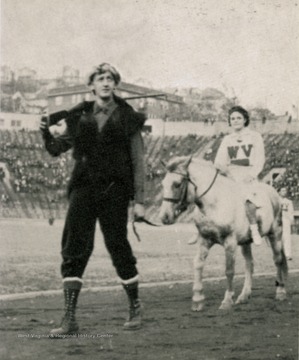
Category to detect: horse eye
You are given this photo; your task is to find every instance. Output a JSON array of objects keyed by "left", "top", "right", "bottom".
[{"left": 173, "top": 182, "right": 181, "bottom": 189}]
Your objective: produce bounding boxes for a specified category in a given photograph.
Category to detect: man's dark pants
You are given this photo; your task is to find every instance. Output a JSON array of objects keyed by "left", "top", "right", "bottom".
[{"left": 61, "top": 181, "right": 138, "bottom": 281}]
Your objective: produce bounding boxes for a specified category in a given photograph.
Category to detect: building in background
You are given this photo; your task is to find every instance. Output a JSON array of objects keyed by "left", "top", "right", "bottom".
[
  {"left": 47, "top": 82, "right": 185, "bottom": 123},
  {"left": 0, "top": 66, "right": 14, "bottom": 83},
  {"left": 61, "top": 66, "right": 80, "bottom": 86},
  {"left": 16, "top": 67, "right": 37, "bottom": 82}
]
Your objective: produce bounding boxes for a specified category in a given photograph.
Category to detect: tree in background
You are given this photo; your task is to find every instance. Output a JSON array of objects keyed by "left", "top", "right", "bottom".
[{"left": 250, "top": 107, "right": 276, "bottom": 122}]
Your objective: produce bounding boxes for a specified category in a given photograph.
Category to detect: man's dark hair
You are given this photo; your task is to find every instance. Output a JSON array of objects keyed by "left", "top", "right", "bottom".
[{"left": 87, "top": 63, "right": 121, "bottom": 86}]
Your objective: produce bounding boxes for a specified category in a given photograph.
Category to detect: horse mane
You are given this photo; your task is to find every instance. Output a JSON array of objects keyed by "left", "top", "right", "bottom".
[
  {"left": 166, "top": 156, "right": 190, "bottom": 172},
  {"left": 166, "top": 156, "right": 217, "bottom": 173}
]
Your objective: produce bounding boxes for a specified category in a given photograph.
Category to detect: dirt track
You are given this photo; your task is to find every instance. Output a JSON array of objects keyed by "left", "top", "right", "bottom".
[{"left": 1, "top": 274, "right": 298, "bottom": 360}]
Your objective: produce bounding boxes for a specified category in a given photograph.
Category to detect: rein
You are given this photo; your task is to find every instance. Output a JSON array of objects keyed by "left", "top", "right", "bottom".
[
  {"left": 132, "top": 217, "right": 163, "bottom": 242},
  {"left": 163, "top": 169, "right": 219, "bottom": 205},
  {"left": 197, "top": 169, "right": 219, "bottom": 200}
]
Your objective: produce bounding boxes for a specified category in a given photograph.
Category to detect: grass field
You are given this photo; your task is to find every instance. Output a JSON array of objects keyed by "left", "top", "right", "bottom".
[
  {"left": 1, "top": 218, "right": 298, "bottom": 360},
  {"left": 0, "top": 218, "right": 298, "bottom": 295}
]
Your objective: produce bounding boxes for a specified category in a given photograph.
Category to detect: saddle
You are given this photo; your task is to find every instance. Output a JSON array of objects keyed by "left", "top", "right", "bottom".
[{"left": 237, "top": 182, "right": 265, "bottom": 208}]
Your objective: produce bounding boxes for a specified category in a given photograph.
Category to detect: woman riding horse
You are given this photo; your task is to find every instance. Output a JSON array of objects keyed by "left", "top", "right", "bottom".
[
  {"left": 214, "top": 106, "right": 265, "bottom": 246},
  {"left": 159, "top": 156, "right": 287, "bottom": 311}
]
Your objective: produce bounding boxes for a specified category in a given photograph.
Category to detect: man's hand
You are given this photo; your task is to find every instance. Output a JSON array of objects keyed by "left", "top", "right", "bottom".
[
  {"left": 137, "top": 100, "right": 148, "bottom": 117},
  {"left": 40, "top": 115, "right": 50, "bottom": 135},
  {"left": 133, "top": 203, "right": 145, "bottom": 221}
]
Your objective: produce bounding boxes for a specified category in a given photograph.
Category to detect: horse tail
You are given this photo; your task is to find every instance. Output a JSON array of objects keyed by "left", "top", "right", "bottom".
[
  {"left": 268, "top": 187, "right": 281, "bottom": 220},
  {"left": 263, "top": 186, "right": 282, "bottom": 232}
]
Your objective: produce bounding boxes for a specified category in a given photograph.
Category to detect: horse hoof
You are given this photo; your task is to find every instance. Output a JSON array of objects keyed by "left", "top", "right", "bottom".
[
  {"left": 219, "top": 302, "right": 233, "bottom": 310},
  {"left": 235, "top": 298, "right": 245, "bottom": 305},
  {"left": 275, "top": 293, "right": 287, "bottom": 301},
  {"left": 191, "top": 301, "right": 204, "bottom": 312},
  {"left": 236, "top": 295, "right": 250, "bottom": 304}
]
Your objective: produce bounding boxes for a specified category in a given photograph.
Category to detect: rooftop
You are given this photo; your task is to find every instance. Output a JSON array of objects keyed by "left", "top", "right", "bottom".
[{"left": 48, "top": 82, "right": 184, "bottom": 104}]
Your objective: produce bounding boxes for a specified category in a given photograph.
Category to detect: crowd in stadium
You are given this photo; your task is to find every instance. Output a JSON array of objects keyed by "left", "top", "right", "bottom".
[
  {"left": 0, "top": 129, "right": 72, "bottom": 197},
  {"left": 0, "top": 129, "right": 299, "bottom": 216},
  {"left": 263, "top": 134, "right": 299, "bottom": 200}
]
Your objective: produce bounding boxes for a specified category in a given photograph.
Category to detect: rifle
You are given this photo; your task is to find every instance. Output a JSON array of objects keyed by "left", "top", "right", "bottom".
[{"left": 44, "top": 93, "right": 167, "bottom": 126}]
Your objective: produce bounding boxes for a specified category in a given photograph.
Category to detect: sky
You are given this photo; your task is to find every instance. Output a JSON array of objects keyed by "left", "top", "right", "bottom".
[{"left": 1, "top": 0, "right": 299, "bottom": 114}]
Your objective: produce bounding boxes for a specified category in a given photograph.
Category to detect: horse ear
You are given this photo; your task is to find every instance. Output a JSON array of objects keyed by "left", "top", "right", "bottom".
[
  {"left": 186, "top": 155, "right": 193, "bottom": 167},
  {"left": 160, "top": 160, "right": 166, "bottom": 168}
]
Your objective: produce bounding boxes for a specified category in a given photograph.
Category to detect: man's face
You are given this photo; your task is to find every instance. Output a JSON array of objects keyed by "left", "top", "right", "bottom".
[{"left": 91, "top": 71, "right": 116, "bottom": 100}]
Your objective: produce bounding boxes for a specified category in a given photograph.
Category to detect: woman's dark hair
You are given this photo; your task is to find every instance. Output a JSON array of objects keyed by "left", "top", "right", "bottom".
[{"left": 228, "top": 106, "right": 250, "bottom": 127}]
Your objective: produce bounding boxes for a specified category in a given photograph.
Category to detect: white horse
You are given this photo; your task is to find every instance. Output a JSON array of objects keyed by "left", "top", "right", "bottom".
[{"left": 159, "top": 156, "right": 288, "bottom": 311}]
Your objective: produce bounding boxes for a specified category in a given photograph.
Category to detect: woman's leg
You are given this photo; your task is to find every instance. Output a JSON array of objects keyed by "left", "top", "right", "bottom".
[{"left": 245, "top": 200, "right": 263, "bottom": 246}]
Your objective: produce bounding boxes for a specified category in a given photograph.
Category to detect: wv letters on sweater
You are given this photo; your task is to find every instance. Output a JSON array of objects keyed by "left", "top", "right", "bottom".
[{"left": 227, "top": 144, "right": 253, "bottom": 166}]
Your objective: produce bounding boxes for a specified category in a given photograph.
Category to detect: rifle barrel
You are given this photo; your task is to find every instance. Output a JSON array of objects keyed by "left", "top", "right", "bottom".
[
  {"left": 124, "top": 93, "right": 167, "bottom": 100},
  {"left": 47, "top": 93, "right": 168, "bottom": 126}
]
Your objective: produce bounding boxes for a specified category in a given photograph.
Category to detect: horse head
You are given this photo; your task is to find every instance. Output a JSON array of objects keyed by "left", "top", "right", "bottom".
[{"left": 159, "top": 155, "right": 195, "bottom": 224}]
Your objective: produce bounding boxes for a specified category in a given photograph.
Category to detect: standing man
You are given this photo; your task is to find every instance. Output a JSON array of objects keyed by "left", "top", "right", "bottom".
[
  {"left": 279, "top": 187, "right": 294, "bottom": 260},
  {"left": 40, "top": 63, "right": 146, "bottom": 334}
]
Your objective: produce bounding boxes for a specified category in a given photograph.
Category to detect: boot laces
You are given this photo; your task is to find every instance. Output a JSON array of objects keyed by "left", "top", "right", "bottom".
[{"left": 129, "top": 302, "right": 140, "bottom": 320}]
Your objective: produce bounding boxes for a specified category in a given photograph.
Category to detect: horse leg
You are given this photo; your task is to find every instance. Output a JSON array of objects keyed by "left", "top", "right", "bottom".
[
  {"left": 269, "top": 230, "right": 288, "bottom": 301},
  {"left": 191, "top": 237, "right": 212, "bottom": 312},
  {"left": 236, "top": 243, "right": 253, "bottom": 304},
  {"left": 219, "top": 237, "right": 237, "bottom": 310}
]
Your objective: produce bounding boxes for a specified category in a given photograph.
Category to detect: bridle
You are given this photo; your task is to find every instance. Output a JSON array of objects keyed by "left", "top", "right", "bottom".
[
  {"left": 163, "top": 169, "right": 219, "bottom": 214},
  {"left": 163, "top": 172, "right": 197, "bottom": 215},
  {"left": 132, "top": 165, "right": 219, "bottom": 242}
]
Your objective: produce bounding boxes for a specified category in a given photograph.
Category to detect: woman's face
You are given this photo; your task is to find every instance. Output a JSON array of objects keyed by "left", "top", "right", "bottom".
[{"left": 230, "top": 111, "right": 246, "bottom": 131}]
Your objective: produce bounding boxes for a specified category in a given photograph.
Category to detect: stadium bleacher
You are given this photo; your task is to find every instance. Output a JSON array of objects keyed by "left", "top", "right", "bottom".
[{"left": 0, "top": 129, "right": 299, "bottom": 222}]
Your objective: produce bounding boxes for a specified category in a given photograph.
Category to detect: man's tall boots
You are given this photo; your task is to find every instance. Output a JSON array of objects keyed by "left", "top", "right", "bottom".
[
  {"left": 50, "top": 279, "right": 82, "bottom": 336},
  {"left": 123, "top": 281, "right": 142, "bottom": 330}
]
